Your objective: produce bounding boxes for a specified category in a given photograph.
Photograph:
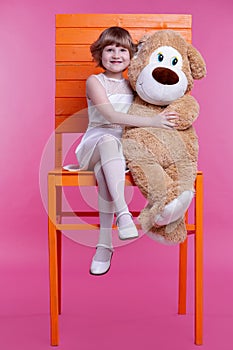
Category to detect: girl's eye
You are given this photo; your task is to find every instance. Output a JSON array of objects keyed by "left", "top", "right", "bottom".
[
  {"left": 171, "top": 57, "right": 178, "bottom": 66},
  {"left": 157, "top": 53, "right": 164, "bottom": 62}
]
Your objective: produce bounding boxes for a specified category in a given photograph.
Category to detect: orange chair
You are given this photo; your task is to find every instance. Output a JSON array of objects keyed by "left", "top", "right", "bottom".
[{"left": 48, "top": 14, "right": 204, "bottom": 346}]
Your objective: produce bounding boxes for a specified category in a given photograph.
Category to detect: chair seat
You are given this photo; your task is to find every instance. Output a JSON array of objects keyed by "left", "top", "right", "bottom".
[
  {"left": 48, "top": 167, "right": 136, "bottom": 186},
  {"left": 48, "top": 167, "right": 198, "bottom": 233}
]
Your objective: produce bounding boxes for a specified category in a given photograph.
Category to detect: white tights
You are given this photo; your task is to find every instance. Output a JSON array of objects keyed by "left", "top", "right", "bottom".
[{"left": 89, "top": 135, "right": 132, "bottom": 260}]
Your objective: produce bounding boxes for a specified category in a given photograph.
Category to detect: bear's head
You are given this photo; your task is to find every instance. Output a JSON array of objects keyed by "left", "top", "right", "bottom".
[{"left": 128, "top": 30, "right": 206, "bottom": 106}]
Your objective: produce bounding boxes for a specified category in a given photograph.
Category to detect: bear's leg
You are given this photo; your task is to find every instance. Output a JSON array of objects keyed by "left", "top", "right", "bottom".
[
  {"left": 154, "top": 190, "right": 194, "bottom": 226},
  {"left": 128, "top": 159, "right": 174, "bottom": 212},
  {"left": 127, "top": 159, "right": 178, "bottom": 233}
]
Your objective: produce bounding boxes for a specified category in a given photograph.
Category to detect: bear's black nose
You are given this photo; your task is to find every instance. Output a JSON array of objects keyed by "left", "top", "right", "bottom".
[{"left": 152, "top": 67, "right": 179, "bottom": 85}]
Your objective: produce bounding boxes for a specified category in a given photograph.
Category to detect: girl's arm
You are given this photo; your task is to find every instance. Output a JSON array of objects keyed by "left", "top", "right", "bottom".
[{"left": 86, "top": 75, "right": 178, "bottom": 129}]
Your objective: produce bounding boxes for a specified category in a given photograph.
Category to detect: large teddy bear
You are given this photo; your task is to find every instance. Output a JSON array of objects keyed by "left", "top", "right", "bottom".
[{"left": 122, "top": 30, "right": 206, "bottom": 244}]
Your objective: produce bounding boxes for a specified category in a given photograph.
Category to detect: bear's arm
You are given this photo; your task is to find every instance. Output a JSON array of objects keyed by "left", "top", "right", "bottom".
[
  {"left": 165, "top": 94, "right": 199, "bottom": 130},
  {"left": 128, "top": 96, "right": 162, "bottom": 116}
]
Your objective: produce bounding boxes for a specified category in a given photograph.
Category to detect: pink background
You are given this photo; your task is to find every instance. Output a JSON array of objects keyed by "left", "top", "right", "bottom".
[{"left": 1, "top": 0, "right": 233, "bottom": 349}]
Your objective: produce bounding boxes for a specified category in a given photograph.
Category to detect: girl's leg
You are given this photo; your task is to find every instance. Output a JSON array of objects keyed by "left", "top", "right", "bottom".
[
  {"left": 94, "top": 161, "right": 114, "bottom": 258},
  {"left": 95, "top": 135, "right": 138, "bottom": 239},
  {"left": 89, "top": 135, "right": 138, "bottom": 274},
  {"left": 90, "top": 162, "right": 113, "bottom": 275}
]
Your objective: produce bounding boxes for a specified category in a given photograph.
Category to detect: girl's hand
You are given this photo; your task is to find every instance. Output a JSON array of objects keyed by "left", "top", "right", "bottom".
[{"left": 152, "top": 111, "right": 179, "bottom": 129}]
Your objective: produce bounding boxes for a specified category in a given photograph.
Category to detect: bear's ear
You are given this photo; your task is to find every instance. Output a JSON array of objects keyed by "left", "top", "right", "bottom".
[
  {"left": 133, "top": 33, "right": 151, "bottom": 59},
  {"left": 187, "top": 44, "right": 207, "bottom": 80}
]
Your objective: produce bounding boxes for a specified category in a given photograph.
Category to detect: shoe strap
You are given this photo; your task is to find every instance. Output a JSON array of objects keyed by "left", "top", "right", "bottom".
[
  {"left": 116, "top": 211, "right": 132, "bottom": 225},
  {"left": 96, "top": 243, "right": 114, "bottom": 252}
]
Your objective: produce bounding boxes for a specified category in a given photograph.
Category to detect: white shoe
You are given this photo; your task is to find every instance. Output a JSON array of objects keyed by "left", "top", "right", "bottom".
[
  {"left": 90, "top": 246, "right": 113, "bottom": 275},
  {"left": 116, "top": 211, "right": 139, "bottom": 240},
  {"left": 90, "top": 258, "right": 112, "bottom": 275}
]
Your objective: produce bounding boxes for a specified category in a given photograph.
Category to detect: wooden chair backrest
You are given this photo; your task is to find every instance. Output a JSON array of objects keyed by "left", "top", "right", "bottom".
[{"left": 55, "top": 14, "right": 192, "bottom": 167}]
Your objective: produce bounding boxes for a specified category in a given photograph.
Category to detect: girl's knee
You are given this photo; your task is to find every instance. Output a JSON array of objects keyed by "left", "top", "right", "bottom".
[
  {"left": 97, "top": 135, "right": 125, "bottom": 163},
  {"left": 97, "top": 135, "right": 121, "bottom": 154},
  {"left": 98, "top": 134, "right": 118, "bottom": 146},
  {"left": 93, "top": 161, "right": 102, "bottom": 175}
]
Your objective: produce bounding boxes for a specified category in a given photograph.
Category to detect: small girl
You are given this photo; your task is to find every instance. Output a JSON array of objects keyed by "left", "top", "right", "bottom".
[{"left": 75, "top": 27, "right": 178, "bottom": 275}]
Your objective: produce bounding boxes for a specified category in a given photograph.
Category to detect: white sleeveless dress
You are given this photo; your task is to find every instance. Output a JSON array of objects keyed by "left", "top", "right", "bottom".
[{"left": 75, "top": 73, "right": 134, "bottom": 170}]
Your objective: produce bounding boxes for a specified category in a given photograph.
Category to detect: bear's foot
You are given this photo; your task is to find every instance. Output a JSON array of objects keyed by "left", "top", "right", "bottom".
[
  {"left": 146, "top": 218, "right": 187, "bottom": 245},
  {"left": 139, "top": 206, "right": 187, "bottom": 245},
  {"left": 153, "top": 190, "right": 194, "bottom": 226}
]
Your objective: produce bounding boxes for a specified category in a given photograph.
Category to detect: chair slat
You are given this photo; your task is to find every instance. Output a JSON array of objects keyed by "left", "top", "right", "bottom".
[
  {"left": 56, "top": 64, "right": 101, "bottom": 80},
  {"left": 56, "top": 13, "right": 191, "bottom": 29},
  {"left": 56, "top": 45, "right": 92, "bottom": 62},
  {"left": 55, "top": 98, "right": 87, "bottom": 116},
  {"left": 56, "top": 27, "right": 191, "bottom": 45},
  {"left": 56, "top": 81, "right": 86, "bottom": 98},
  {"left": 55, "top": 114, "right": 88, "bottom": 133}
]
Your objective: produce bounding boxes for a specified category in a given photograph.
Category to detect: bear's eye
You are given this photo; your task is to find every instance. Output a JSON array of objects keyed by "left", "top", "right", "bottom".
[
  {"left": 171, "top": 57, "right": 178, "bottom": 66},
  {"left": 157, "top": 53, "right": 164, "bottom": 62}
]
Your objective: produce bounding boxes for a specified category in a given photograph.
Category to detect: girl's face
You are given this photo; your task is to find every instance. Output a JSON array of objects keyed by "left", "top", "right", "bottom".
[{"left": 101, "top": 44, "right": 130, "bottom": 74}]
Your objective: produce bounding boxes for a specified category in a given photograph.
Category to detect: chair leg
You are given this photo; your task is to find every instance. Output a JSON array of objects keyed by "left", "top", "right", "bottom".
[
  {"left": 56, "top": 186, "right": 62, "bottom": 315},
  {"left": 48, "top": 219, "right": 59, "bottom": 346},
  {"left": 57, "top": 230, "right": 62, "bottom": 315},
  {"left": 178, "top": 238, "right": 188, "bottom": 314},
  {"left": 194, "top": 173, "right": 204, "bottom": 345},
  {"left": 48, "top": 174, "right": 59, "bottom": 346}
]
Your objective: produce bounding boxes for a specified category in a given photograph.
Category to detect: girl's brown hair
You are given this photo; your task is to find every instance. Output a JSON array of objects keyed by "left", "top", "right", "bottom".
[{"left": 90, "top": 26, "right": 136, "bottom": 68}]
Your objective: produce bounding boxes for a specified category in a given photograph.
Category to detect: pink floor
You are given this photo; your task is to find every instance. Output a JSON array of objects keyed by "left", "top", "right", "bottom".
[{"left": 1, "top": 226, "right": 232, "bottom": 350}]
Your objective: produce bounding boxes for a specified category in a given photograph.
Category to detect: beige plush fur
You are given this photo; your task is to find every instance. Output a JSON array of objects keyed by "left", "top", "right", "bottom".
[{"left": 122, "top": 30, "right": 206, "bottom": 244}]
